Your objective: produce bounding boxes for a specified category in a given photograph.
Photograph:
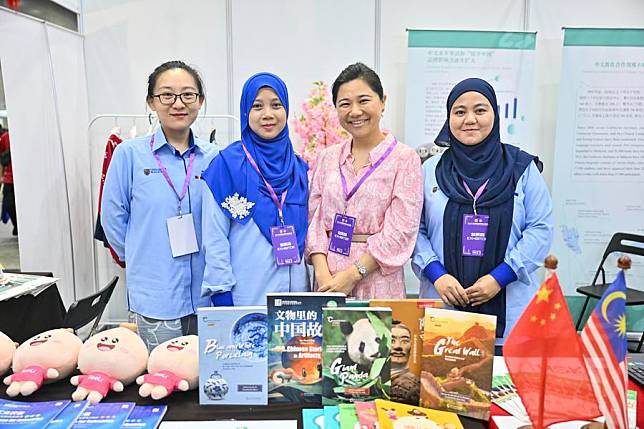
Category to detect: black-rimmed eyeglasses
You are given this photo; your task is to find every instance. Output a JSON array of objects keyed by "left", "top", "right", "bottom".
[{"left": 152, "top": 92, "right": 201, "bottom": 105}]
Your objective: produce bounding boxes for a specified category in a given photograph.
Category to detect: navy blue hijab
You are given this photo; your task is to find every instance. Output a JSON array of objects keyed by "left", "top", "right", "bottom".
[
  {"left": 201, "top": 72, "right": 309, "bottom": 256},
  {"left": 435, "top": 78, "right": 538, "bottom": 337}
]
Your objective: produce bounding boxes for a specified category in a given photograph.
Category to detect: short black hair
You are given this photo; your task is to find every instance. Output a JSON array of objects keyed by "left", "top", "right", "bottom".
[
  {"left": 332, "top": 62, "right": 384, "bottom": 105},
  {"left": 147, "top": 60, "right": 205, "bottom": 99}
]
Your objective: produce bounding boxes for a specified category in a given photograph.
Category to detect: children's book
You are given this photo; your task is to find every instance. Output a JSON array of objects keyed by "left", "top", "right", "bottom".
[
  {"left": 198, "top": 306, "right": 269, "bottom": 405},
  {"left": 322, "top": 307, "right": 392, "bottom": 405},
  {"left": 302, "top": 408, "right": 325, "bottom": 429},
  {"left": 44, "top": 401, "right": 89, "bottom": 428},
  {"left": 324, "top": 405, "right": 341, "bottom": 429},
  {"left": 355, "top": 401, "right": 380, "bottom": 429},
  {"left": 339, "top": 404, "right": 359, "bottom": 429},
  {"left": 420, "top": 308, "right": 496, "bottom": 420},
  {"left": 0, "top": 398, "right": 69, "bottom": 428},
  {"left": 121, "top": 405, "right": 168, "bottom": 429},
  {"left": 374, "top": 399, "right": 463, "bottom": 429},
  {"left": 268, "top": 292, "right": 345, "bottom": 403},
  {"left": 370, "top": 299, "right": 442, "bottom": 405},
  {"left": 71, "top": 402, "right": 135, "bottom": 428}
]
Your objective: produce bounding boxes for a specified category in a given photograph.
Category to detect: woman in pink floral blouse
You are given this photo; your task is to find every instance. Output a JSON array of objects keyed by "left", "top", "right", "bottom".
[{"left": 305, "top": 63, "right": 423, "bottom": 299}]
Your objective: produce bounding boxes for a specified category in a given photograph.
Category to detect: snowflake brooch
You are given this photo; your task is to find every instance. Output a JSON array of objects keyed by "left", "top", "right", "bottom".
[{"left": 221, "top": 193, "right": 255, "bottom": 219}]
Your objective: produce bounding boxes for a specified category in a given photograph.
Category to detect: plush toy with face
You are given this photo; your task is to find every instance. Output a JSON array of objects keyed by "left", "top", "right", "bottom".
[
  {"left": 136, "top": 335, "right": 198, "bottom": 400},
  {"left": 3, "top": 329, "right": 82, "bottom": 396},
  {"left": 0, "top": 331, "right": 16, "bottom": 376},
  {"left": 71, "top": 327, "right": 148, "bottom": 404}
]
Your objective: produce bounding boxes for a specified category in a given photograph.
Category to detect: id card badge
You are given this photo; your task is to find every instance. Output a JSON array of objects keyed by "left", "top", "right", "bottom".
[
  {"left": 166, "top": 213, "right": 199, "bottom": 257},
  {"left": 328, "top": 213, "right": 356, "bottom": 256},
  {"left": 270, "top": 224, "right": 300, "bottom": 266},
  {"left": 462, "top": 214, "right": 489, "bottom": 257}
]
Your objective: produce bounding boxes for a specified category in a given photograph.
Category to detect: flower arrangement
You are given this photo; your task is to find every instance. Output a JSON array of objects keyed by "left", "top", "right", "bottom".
[{"left": 292, "top": 81, "right": 349, "bottom": 170}]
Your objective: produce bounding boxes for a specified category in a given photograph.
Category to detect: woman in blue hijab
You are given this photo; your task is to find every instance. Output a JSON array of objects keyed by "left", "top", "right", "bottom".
[
  {"left": 201, "top": 72, "right": 309, "bottom": 305},
  {"left": 412, "top": 78, "right": 553, "bottom": 345}
]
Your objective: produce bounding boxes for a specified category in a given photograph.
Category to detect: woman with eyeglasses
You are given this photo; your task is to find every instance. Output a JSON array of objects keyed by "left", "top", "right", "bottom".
[{"left": 101, "top": 60, "right": 218, "bottom": 351}]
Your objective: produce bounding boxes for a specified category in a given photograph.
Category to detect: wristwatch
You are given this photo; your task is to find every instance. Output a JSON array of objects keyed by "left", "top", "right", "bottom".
[{"left": 353, "top": 261, "right": 368, "bottom": 279}]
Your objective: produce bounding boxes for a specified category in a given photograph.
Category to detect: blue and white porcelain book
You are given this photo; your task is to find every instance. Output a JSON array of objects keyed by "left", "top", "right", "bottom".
[
  {"left": 121, "top": 405, "right": 167, "bottom": 429},
  {"left": 70, "top": 402, "right": 135, "bottom": 428},
  {"left": 0, "top": 398, "right": 69, "bottom": 428},
  {"left": 44, "top": 401, "right": 89, "bottom": 428},
  {"left": 198, "top": 306, "right": 268, "bottom": 405}
]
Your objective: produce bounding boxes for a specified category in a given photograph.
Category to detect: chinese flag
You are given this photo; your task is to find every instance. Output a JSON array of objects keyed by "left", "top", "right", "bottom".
[{"left": 503, "top": 273, "right": 600, "bottom": 428}]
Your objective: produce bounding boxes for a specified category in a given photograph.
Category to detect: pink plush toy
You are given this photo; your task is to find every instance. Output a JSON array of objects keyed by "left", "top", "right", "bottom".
[
  {"left": 71, "top": 327, "right": 148, "bottom": 404},
  {"left": 3, "top": 329, "right": 82, "bottom": 396},
  {"left": 136, "top": 335, "right": 199, "bottom": 400},
  {"left": 0, "top": 331, "right": 16, "bottom": 376}
]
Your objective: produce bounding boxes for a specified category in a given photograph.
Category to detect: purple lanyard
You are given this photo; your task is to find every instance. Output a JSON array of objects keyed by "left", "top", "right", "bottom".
[
  {"left": 149, "top": 134, "right": 196, "bottom": 215},
  {"left": 339, "top": 139, "right": 398, "bottom": 206},
  {"left": 241, "top": 144, "right": 287, "bottom": 225},
  {"left": 462, "top": 179, "right": 489, "bottom": 216}
]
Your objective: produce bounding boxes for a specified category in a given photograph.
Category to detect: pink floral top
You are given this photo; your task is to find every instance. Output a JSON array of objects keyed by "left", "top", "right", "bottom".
[{"left": 306, "top": 133, "right": 423, "bottom": 299}]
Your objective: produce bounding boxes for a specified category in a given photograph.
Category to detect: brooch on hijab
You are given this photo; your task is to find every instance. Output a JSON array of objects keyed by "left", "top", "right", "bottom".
[{"left": 221, "top": 193, "right": 255, "bottom": 219}]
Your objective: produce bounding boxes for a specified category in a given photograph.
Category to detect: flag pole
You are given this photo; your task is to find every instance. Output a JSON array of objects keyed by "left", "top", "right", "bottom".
[
  {"left": 617, "top": 255, "right": 631, "bottom": 271},
  {"left": 538, "top": 255, "right": 558, "bottom": 428}
]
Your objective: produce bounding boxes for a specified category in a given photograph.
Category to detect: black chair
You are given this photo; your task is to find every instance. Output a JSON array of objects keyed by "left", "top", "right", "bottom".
[
  {"left": 575, "top": 233, "right": 644, "bottom": 352},
  {"left": 3, "top": 270, "right": 54, "bottom": 277},
  {"left": 62, "top": 276, "right": 118, "bottom": 340}
]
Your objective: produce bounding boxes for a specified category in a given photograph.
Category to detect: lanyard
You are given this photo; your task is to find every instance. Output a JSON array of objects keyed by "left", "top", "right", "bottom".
[
  {"left": 241, "top": 144, "right": 288, "bottom": 225},
  {"left": 462, "top": 179, "right": 489, "bottom": 216},
  {"left": 149, "top": 134, "right": 196, "bottom": 215},
  {"left": 339, "top": 138, "right": 397, "bottom": 207}
]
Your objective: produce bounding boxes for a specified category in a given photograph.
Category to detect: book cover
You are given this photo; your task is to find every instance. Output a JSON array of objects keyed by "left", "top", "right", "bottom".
[
  {"left": 374, "top": 399, "right": 464, "bottom": 429},
  {"left": 267, "top": 292, "right": 345, "bottom": 403},
  {"left": 0, "top": 398, "right": 69, "bottom": 428},
  {"left": 122, "top": 405, "right": 167, "bottom": 429},
  {"left": 71, "top": 402, "right": 135, "bottom": 428},
  {"left": 302, "top": 408, "right": 325, "bottom": 429},
  {"left": 355, "top": 401, "right": 379, "bottom": 429},
  {"left": 198, "top": 306, "right": 268, "bottom": 405},
  {"left": 420, "top": 308, "right": 496, "bottom": 420},
  {"left": 338, "top": 404, "right": 359, "bottom": 429},
  {"left": 322, "top": 307, "right": 392, "bottom": 405},
  {"left": 370, "top": 299, "right": 443, "bottom": 405},
  {"left": 324, "top": 405, "right": 341, "bottom": 429},
  {"left": 44, "top": 401, "right": 89, "bottom": 429}
]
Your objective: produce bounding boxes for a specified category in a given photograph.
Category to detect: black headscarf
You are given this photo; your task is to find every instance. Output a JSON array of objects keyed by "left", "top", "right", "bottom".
[{"left": 435, "top": 78, "right": 539, "bottom": 337}]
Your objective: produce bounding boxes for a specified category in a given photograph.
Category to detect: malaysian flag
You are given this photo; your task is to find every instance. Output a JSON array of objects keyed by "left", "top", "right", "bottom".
[{"left": 580, "top": 270, "right": 628, "bottom": 429}]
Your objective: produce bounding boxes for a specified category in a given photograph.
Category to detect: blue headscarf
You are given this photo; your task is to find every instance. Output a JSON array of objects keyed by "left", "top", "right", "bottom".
[
  {"left": 434, "top": 78, "right": 539, "bottom": 338},
  {"left": 201, "top": 72, "right": 309, "bottom": 256}
]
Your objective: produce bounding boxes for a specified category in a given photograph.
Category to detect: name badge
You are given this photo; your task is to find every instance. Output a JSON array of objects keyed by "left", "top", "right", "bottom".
[
  {"left": 462, "top": 214, "right": 489, "bottom": 257},
  {"left": 270, "top": 224, "right": 300, "bottom": 266},
  {"left": 166, "top": 213, "right": 199, "bottom": 257},
  {"left": 329, "top": 213, "right": 356, "bottom": 256}
]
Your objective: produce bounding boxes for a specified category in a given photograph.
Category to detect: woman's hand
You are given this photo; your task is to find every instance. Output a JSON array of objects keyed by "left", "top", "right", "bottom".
[
  {"left": 466, "top": 275, "right": 501, "bottom": 306},
  {"left": 434, "top": 274, "right": 469, "bottom": 307},
  {"left": 318, "top": 266, "right": 361, "bottom": 296}
]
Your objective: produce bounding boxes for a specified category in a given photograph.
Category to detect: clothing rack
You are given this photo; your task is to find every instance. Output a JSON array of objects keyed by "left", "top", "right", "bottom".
[{"left": 87, "top": 113, "right": 240, "bottom": 296}]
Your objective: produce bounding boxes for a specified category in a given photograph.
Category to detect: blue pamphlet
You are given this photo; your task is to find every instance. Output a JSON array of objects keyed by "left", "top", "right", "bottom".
[{"left": 0, "top": 398, "right": 69, "bottom": 428}]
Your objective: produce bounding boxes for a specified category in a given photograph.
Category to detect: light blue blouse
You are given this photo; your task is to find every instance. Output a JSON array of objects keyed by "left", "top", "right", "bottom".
[
  {"left": 200, "top": 180, "right": 309, "bottom": 306},
  {"left": 101, "top": 127, "right": 218, "bottom": 320},
  {"left": 412, "top": 154, "right": 554, "bottom": 342}
]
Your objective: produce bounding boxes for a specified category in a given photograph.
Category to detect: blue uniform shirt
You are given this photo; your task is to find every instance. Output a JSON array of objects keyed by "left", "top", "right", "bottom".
[
  {"left": 412, "top": 154, "right": 553, "bottom": 342},
  {"left": 200, "top": 179, "right": 309, "bottom": 306},
  {"left": 101, "top": 127, "right": 218, "bottom": 319}
]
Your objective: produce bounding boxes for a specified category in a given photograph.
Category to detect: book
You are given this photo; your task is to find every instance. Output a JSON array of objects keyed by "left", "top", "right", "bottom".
[
  {"left": 374, "top": 399, "right": 464, "bottom": 429},
  {"left": 338, "top": 403, "right": 359, "bottom": 429},
  {"left": 71, "top": 402, "right": 135, "bottom": 428},
  {"left": 420, "top": 308, "right": 496, "bottom": 420},
  {"left": 198, "top": 306, "right": 269, "bottom": 405},
  {"left": 158, "top": 421, "right": 297, "bottom": 429},
  {"left": 0, "top": 398, "right": 69, "bottom": 428},
  {"left": 324, "top": 406, "right": 341, "bottom": 429},
  {"left": 302, "top": 408, "right": 325, "bottom": 429},
  {"left": 354, "top": 401, "right": 379, "bottom": 429},
  {"left": 122, "top": 405, "right": 168, "bottom": 429},
  {"left": 370, "top": 299, "right": 443, "bottom": 405},
  {"left": 322, "top": 307, "right": 392, "bottom": 405},
  {"left": 44, "top": 401, "right": 89, "bottom": 428},
  {"left": 0, "top": 273, "right": 59, "bottom": 301},
  {"left": 267, "top": 292, "right": 345, "bottom": 403}
]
